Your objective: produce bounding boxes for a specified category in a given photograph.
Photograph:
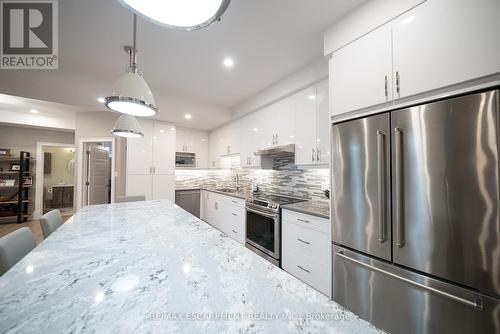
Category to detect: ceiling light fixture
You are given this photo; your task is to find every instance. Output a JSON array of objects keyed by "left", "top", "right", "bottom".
[
  {"left": 118, "top": 0, "right": 231, "bottom": 31},
  {"left": 184, "top": 114, "right": 192, "bottom": 119},
  {"left": 105, "top": 14, "right": 158, "bottom": 117},
  {"left": 223, "top": 57, "right": 234, "bottom": 68},
  {"left": 111, "top": 114, "right": 144, "bottom": 138},
  {"left": 30, "top": 109, "right": 39, "bottom": 114}
]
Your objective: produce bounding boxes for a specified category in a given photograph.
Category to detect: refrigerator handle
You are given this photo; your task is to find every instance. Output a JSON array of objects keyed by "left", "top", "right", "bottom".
[
  {"left": 335, "top": 250, "right": 483, "bottom": 310},
  {"left": 395, "top": 127, "right": 405, "bottom": 248},
  {"left": 377, "top": 130, "right": 387, "bottom": 243}
]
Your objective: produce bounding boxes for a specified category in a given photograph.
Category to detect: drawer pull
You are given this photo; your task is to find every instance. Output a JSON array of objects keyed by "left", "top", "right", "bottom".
[
  {"left": 232, "top": 200, "right": 238, "bottom": 204},
  {"left": 297, "top": 238, "right": 310, "bottom": 245},
  {"left": 297, "top": 218, "right": 310, "bottom": 223},
  {"left": 231, "top": 229, "right": 237, "bottom": 234},
  {"left": 232, "top": 213, "right": 238, "bottom": 216},
  {"left": 297, "top": 265, "right": 310, "bottom": 273}
]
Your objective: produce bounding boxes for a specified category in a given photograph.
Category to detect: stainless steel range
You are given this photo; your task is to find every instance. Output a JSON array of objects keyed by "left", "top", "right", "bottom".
[{"left": 245, "top": 194, "right": 304, "bottom": 266}]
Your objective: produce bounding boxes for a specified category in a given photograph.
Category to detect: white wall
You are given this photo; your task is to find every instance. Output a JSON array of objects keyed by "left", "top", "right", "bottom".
[{"left": 231, "top": 58, "right": 328, "bottom": 120}]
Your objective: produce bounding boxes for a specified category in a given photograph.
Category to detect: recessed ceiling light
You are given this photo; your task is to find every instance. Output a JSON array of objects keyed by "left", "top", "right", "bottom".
[
  {"left": 97, "top": 97, "right": 105, "bottom": 103},
  {"left": 30, "top": 109, "right": 39, "bottom": 114},
  {"left": 223, "top": 57, "right": 234, "bottom": 68},
  {"left": 309, "top": 95, "right": 316, "bottom": 100},
  {"left": 252, "top": 128, "right": 259, "bottom": 132},
  {"left": 184, "top": 114, "right": 192, "bottom": 119}
]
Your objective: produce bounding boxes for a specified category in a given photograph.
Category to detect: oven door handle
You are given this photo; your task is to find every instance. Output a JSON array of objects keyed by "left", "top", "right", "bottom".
[{"left": 246, "top": 207, "right": 279, "bottom": 219}]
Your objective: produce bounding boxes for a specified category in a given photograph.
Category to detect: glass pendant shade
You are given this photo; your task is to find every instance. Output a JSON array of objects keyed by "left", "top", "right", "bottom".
[
  {"left": 111, "top": 114, "right": 144, "bottom": 138},
  {"left": 105, "top": 71, "right": 158, "bottom": 117},
  {"left": 118, "top": 0, "right": 231, "bottom": 31}
]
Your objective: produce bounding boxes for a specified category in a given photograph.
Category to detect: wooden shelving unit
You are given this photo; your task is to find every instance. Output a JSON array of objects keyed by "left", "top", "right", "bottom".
[{"left": 0, "top": 151, "right": 32, "bottom": 224}]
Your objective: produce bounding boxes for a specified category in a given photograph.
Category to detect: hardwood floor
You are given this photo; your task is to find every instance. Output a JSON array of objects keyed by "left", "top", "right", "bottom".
[{"left": 0, "top": 215, "right": 72, "bottom": 244}]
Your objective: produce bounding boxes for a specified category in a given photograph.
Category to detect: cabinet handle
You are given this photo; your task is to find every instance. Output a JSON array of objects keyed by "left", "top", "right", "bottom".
[
  {"left": 232, "top": 200, "right": 238, "bottom": 204},
  {"left": 232, "top": 213, "right": 238, "bottom": 216},
  {"left": 316, "top": 149, "right": 320, "bottom": 162},
  {"left": 297, "top": 218, "right": 310, "bottom": 224},
  {"left": 311, "top": 149, "right": 315, "bottom": 162},
  {"left": 232, "top": 229, "right": 237, "bottom": 234},
  {"left": 396, "top": 71, "right": 401, "bottom": 97},
  {"left": 215, "top": 202, "right": 218, "bottom": 210},
  {"left": 297, "top": 238, "right": 310, "bottom": 245},
  {"left": 384, "top": 75, "right": 388, "bottom": 98},
  {"left": 275, "top": 134, "right": 278, "bottom": 145},
  {"left": 297, "top": 265, "right": 310, "bottom": 273}
]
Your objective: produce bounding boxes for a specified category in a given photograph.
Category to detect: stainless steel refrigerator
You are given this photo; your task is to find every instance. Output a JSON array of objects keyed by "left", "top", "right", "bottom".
[{"left": 331, "top": 89, "right": 500, "bottom": 334}]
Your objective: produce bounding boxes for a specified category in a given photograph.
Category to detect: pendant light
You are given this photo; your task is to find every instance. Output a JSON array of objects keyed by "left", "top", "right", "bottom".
[
  {"left": 118, "top": 0, "right": 231, "bottom": 31},
  {"left": 105, "top": 14, "right": 158, "bottom": 117},
  {"left": 111, "top": 114, "right": 144, "bottom": 138}
]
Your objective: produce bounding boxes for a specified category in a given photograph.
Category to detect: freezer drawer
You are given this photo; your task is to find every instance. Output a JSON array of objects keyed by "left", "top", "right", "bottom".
[
  {"left": 332, "top": 113, "right": 391, "bottom": 261},
  {"left": 391, "top": 89, "right": 500, "bottom": 297},
  {"left": 332, "top": 246, "right": 500, "bottom": 334}
]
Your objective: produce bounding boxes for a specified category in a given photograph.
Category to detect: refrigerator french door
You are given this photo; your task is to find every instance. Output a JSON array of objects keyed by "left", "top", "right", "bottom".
[{"left": 331, "top": 89, "right": 500, "bottom": 334}]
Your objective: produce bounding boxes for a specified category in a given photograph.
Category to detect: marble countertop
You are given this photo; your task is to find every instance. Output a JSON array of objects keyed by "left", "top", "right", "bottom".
[
  {"left": 0, "top": 200, "right": 380, "bottom": 333},
  {"left": 283, "top": 200, "right": 330, "bottom": 219}
]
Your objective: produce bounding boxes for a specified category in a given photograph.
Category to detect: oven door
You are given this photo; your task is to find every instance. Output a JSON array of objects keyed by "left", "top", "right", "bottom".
[{"left": 245, "top": 207, "right": 280, "bottom": 260}]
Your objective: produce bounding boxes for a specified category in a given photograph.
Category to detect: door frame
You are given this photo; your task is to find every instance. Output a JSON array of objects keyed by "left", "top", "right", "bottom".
[
  {"left": 34, "top": 141, "right": 76, "bottom": 219},
  {"left": 76, "top": 137, "right": 116, "bottom": 210}
]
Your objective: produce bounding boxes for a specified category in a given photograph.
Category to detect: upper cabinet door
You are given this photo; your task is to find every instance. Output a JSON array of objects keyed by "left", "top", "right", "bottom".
[
  {"left": 152, "top": 121, "right": 175, "bottom": 174},
  {"left": 315, "top": 80, "right": 330, "bottom": 165},
  {"left": 392, "top": 0, "right": 500, "bottom": 100},
  {"left": 331, "top": 24, "right": 393, "bottom": 116},
  {"left": 175, "top": 128, "right": 185, "bottom": 152},
  {"left": 272, "top": 97, "right": 295, "bottom": 146},
  {"left": 294, "top": 86, "right": 318, "bottom": 165},
  {"left": 126, "top": 118, "right": 153, "bottom": 174}
]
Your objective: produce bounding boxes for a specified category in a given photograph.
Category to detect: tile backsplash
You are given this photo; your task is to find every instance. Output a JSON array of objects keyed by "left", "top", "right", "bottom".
[{"left": 175, "top": 167, "right": 330, "bottom": 203}]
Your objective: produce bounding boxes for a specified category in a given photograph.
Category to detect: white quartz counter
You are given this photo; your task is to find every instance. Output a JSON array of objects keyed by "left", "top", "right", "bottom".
[{"left": 0, "top": 200, "right": 381, "bottom": 334}]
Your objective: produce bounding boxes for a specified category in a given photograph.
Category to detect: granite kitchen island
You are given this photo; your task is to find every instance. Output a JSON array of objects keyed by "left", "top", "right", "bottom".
[{"left": 0, "top": 200, "right": 381, "bottom": 334}]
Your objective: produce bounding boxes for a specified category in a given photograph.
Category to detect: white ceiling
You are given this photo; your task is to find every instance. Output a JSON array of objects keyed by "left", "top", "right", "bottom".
[{"left": 0, "top": 0, "right": 365, "bottom": 130}]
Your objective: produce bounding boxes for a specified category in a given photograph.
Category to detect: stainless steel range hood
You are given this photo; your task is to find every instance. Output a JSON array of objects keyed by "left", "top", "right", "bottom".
[{"left": 254, "top": 144, "right": 295, "bottom": 159}]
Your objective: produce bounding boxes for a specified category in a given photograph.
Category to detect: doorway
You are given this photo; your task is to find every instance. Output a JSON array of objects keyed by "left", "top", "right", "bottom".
[
  {"left": 82, "top": 141, "right": 113, "bottom": 207},
  {"left": 35, "top": 142, "right": 76, "bottom": 219}
]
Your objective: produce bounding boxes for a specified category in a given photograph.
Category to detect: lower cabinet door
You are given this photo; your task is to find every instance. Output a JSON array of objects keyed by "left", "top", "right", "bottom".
[
  {"left": 126, "top": 174, "right": 152, "bottom": 200},
  {"left": 282, "top": 247, "right": 331, "bottom": 297},
  {"left": 152, "top": 174, "right": 175, "bottom": 202}
]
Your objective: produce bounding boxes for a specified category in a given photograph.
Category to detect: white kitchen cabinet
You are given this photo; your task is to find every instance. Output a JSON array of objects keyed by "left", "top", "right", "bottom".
[
  {"left": 392, "top": 0, "right": 500, "bottom": 100},
  {"left": 126, "top": 119, "right": 175, "bottom": 202},
  {"left": 315, "top": 80, "right": 330, "bottom": 164},
  {"left": 126, "top": 120, "right": 154, "bottom": 174},
  {"left": 294, "top": 81, "right": 330, "bottom": 166},
  {"left": 264, "top": 98, "right": 295, "bottom": 147},
  {"left": 329, "top": 0, "right": 500, "bottom": 117},
  {"left": 208, "top": 123, "right": 241, "bottom": 168},
  {"left": 200, "top": 191, "right": 246, "bottom": 245},
  {"left": 282, "top": 209, "right": 331, "bottom": 297},
  {"left": 331, "top": 24, "right": 393, "bottom": 116},
  {"left": 239, "top": 111, "right": 273, "bottom": 168},
  {"left": 176, "top": 127, "right": 209, "bottom": 168}
]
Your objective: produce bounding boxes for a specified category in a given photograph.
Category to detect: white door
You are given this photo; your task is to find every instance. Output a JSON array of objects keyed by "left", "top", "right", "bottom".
[
  {"left": 331, "top": 24, "right": 393, "bottom": 116},
  {"left": 152, "top": 174, "right": 175, "bottom": 202},
  {"left": 392, "top": 0, "right": 500, "bottom": 100},
  {"left": 315, "top": 80, "right": 330, "bottom": 165},
  {"left": 126, "top": 119, "right": 153, "bottom": 174},
  {"left": 153, "top": 121, "right": 175, "bottom": 174},
  {"left": 175, "top": 127, "right": 186, "bottom": 152},
  {"left": 126, "top": 174, "right": 152, "bottom": 200},
  {"left": 294, "top": 86, "right": 318, "bottom": 165},
  {"left": 272, "top": 97, "right": 295, "bottom": 146},
  {"left": 88, "top": 146, "right": 110, "bottom": 205}
]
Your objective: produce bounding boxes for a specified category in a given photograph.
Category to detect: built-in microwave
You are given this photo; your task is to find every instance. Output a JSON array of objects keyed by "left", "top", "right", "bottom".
[{"left": 175, "top": 152, "right": 196, "bottom": 168}]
